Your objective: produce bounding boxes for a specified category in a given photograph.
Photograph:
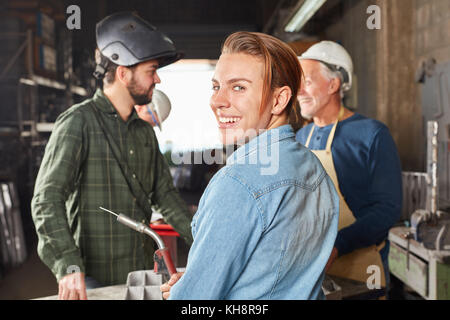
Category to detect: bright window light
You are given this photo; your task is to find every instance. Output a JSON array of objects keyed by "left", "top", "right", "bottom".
[{"left": 154, "top": 59, "right": 221, "bottom": 153}]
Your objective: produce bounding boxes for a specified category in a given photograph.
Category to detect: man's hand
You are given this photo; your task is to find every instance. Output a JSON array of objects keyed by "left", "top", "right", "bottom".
[
  {"left": 160, "top": 272, "right": 184, "bottom": 300},
  {"left": 325, "top": 247, "right": 339, "bottom": 272},
  {"left": 58, "top": 272, "right": 87, "bottom": 300}
]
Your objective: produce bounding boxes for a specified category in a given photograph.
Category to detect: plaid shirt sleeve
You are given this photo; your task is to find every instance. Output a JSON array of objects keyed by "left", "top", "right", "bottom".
[
  {"left": 151, "top": 147, "right": 194, "bottom": 245},
  {"left": 31, "top": 109, "right": 87, "bottom": 282}
]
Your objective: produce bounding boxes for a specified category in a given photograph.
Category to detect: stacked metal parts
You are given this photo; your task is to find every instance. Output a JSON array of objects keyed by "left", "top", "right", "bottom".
[
  {"left": 0, "top": 182, "right": 27, "bottom": 276},
  {"left": 124, "top": 268, "right": 186, "bottom": 300}
]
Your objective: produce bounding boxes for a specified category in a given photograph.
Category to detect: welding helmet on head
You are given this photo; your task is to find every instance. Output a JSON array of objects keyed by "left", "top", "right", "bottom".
[
  {"left": 299, "top": 41, "right": 353, "bottom": 92},
  {"left": 94, "top": 11, "right": 183, "bottom": 79}
]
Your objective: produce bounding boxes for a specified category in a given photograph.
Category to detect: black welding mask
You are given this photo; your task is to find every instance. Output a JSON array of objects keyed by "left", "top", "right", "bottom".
[{"left": 94, "top": 11, "right": 183, "bottom": 79}]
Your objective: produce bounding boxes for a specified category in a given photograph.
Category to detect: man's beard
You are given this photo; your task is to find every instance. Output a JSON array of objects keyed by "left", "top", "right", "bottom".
[{"left": 127, "top": 77, "right": 153, "bottom": 105}]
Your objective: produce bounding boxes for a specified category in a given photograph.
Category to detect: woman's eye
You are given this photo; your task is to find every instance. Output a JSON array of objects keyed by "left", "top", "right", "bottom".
[
  {"left": 212, "top": 85, "right": 220, "bottom": 91},
  {"left": 232, "top": 85, "right": 245, "bottom": 92}
]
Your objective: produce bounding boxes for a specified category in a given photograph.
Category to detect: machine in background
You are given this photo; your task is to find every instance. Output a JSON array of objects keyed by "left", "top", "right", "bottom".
[{"left": 388, "top": 60, "right": 450, "bottom": 300}]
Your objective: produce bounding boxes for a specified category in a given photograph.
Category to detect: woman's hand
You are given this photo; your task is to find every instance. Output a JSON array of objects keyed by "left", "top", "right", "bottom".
[{"left": 160, "top": 272, "right": 184, "bottom": 300}]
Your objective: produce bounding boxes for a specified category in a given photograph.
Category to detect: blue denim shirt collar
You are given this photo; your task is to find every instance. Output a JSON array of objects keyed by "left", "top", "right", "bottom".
[{"left": 227, "top": 124, "right": 295, "bottom": 165}]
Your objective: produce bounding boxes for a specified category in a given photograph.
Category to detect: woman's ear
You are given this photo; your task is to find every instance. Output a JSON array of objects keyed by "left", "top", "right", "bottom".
[
  {"left": 271, "top": 86, "right": 292, "bottom": 115},
  {"left": 116, "top": 66, "right": 131, "bottom": 86}
]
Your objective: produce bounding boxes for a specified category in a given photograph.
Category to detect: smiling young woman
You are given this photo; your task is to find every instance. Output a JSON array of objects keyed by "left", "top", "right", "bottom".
[
  {"left": 210, "top": 32, "right": 303, "bottom": 145},
  {"left": 163, "top": 31, "right": 340, "bottom": 300}
]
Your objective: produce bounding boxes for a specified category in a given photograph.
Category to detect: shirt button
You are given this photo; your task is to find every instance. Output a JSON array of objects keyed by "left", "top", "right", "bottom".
[
  {"left": 133, "top": 174, "right": 136, "bottom": 179},
  {"left": 130, "top": 150, "right": 134, "bottom": 155}
]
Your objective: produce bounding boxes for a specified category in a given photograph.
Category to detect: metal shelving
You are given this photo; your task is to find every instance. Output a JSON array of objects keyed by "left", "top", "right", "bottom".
[
  {"left": 1, "top": 25, "right": 89, "bottom": 140},
  {"left": 0, "top": 14, "right": 91, "bottom": 271}
]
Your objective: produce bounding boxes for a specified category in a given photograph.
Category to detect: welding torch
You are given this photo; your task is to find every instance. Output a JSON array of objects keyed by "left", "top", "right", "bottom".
[{"left": 99, "top": 207, "right": 177, "bottom": 280}]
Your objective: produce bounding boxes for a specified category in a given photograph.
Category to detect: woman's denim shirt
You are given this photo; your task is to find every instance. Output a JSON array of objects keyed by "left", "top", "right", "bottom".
[{"left": 170, "top": 125, "right": 339, "bottom": 299}]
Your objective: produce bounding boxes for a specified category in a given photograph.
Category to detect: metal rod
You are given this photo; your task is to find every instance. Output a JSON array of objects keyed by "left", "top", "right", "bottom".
[
  {"left": 426, "top": 121, "right": 439, "bottom": 221},
  {"left": 99, "top": 206, "right": 119, "bottom": 217}
]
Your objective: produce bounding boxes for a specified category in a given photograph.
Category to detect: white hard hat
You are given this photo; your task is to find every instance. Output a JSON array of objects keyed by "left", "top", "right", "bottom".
[
  {"left": 147, "top": 89, "right": 171, "bottom": 130},
  {"left": 299, "top": 41, "right": 353, "bottom": 92}
]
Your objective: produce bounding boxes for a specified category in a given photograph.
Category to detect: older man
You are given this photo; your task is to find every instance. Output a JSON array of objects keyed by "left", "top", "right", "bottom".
[{"left": 296, "top": 41, "right": 402, "bottom": 294}]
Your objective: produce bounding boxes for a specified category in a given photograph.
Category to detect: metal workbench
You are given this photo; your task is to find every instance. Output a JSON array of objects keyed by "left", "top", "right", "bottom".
[
  {"left": 36, "top": 285, "right": 127, "bottom": 300},
  {"left": 388, "top": 226, "right": 450, "bottom": 299},
  {"left": 35, "top": 275, "right": 383, "bottom": 300}
]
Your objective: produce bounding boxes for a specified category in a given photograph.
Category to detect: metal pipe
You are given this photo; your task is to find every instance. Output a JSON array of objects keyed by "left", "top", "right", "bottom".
[
  {"left": 99, "top": 207, "right": 166, "bottom": 249},
  {"left": 426, "top": 121, "right": 439, "bottom": 222},
  {"left": 117, "top": 214, "right": 166, "bottom": 249}
]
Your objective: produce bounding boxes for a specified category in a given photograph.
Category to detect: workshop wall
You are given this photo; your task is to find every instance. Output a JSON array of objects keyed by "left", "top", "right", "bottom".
[
  {"left": 321, "top": 0, "right": 378, "bottom": 120},
  {"left": 414, "top": 0, "right": 450, "bottom": 169},
  {"left": 321, "top": 0, "right": 421, "bottom": 172},
  {"left": 416, "top": 0, "right": 450, "bottom": 64}
]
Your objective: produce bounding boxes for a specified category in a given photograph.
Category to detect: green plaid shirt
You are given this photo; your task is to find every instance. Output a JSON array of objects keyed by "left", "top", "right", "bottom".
[{"left": 31, "top": 89, "right": 193, "bottom": 285}]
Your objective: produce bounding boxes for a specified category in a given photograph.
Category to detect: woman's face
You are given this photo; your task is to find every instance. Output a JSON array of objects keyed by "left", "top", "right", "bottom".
[{"left": 210, "top": 53, "right": 272, "bottom": 145}]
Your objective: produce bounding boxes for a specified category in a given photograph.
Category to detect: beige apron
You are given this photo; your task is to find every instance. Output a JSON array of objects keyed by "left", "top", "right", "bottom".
[{"left": 305, "top": 106, "right": 386, "bottom": 288}]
